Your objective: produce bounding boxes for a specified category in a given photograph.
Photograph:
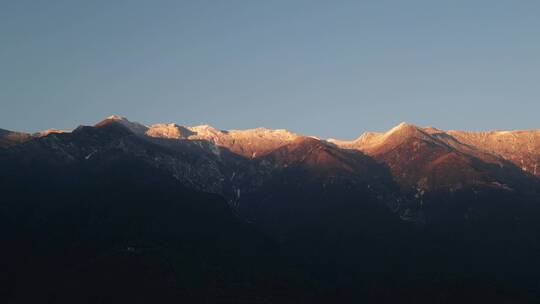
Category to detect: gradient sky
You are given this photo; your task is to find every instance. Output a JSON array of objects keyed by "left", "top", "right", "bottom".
[{"left": 1, "top": 1, "right": 539, "bottom": 139}]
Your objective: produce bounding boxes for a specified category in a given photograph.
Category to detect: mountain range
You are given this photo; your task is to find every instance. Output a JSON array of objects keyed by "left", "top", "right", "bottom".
[{"left": 2, "top": 115, "right": 540, "bottom": 303}]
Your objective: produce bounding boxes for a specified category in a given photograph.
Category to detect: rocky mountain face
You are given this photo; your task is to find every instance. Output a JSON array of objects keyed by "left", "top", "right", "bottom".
[
  {"left": 3, "top": 116, "right": 540, "bottom": 227},
  {"left": 0, "top": 128, "right": 33, "bottom": 148},
  {"left": 4, "top": 116, "right": 540, "bottom": 228},
  {"left": 448, "top": 129, "right": 540, "bottom": 177},
  {"left": 2, "top": 116, "right": 540, "bottom": 303},
  {"left": 330, "top": 122, "right": 539, "bottom": 193},
  {"left": 97, "top": 115, "right": 300, "bottom": 158}
]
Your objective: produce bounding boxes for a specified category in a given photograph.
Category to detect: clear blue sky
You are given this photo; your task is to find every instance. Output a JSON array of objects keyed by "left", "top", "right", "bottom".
[{"left": 1, "top": 1, "right": 539, "bottom": 139}]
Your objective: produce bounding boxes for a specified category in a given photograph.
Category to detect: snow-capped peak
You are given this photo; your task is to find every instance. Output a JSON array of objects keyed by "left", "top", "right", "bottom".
[
  {"left": 146, "top": 123, "right": 194, "bottom": 139},
  {"left": 35, "top": 129, "right": 69, "bottom": 137},
  {"left": 386, "top": 122, "right": 422, "bottom": 135},
  {"left": 106, "top": 115, "right": 126, "bottom": 121},
  {"left": 328, "top": 122, "right": 434, "bottom": 154},
  {"left": 188, "top": 124, "right": 222, "bottom": 136},
  {"left": 95, "top": 115, "right": 148, "bottom": 134}
]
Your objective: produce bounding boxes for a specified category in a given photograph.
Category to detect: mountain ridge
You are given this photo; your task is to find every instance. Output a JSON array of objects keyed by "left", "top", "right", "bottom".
[
  {"left": 4, "top": 115, "right": 540, "bottom": 222},
  {"left": 3, "top": 115, "right": 540, "bottom": 303},
  {"left": 9, "top": 116, "right": 540, "bottom": 142},
  {"left": 4, "top": 115, "right": 540, "bottom": 184}
]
